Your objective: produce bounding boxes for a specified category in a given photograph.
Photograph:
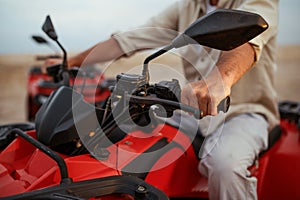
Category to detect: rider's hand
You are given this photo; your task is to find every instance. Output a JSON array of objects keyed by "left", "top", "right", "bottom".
[
  {"left": 181, "top": 76, "right": 230, "bottom": 117},
  {"left": 181, "top": 43, "right": 255, "bottom": 117}
]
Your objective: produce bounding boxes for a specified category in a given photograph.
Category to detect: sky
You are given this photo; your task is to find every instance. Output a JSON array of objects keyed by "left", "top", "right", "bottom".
[{"left": 0, "top": 0, "right": 299, "bottom": 54}]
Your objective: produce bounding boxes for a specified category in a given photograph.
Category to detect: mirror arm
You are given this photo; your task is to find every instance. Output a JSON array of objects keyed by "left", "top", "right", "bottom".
[
  {"left": 141, "top": 33, "right": 193, "bottom": 84},
  {"left": 55, "top": 40, "right": 68, "bottom": 71},
  {"left": 142, "top": 44, "right": 173, "bottom": 84},
  {"left": 55, "top": 40, "right": 70, "bottom": 87}
]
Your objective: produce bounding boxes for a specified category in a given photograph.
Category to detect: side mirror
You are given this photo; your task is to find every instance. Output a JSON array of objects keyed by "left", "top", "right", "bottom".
[
  {"left": 42, "top": 15, "right": 58, "bottom": 41},
  {"left": 142, "top": 9, "right": 268, "bottom": 82},
  {"left": 171, "top": 9, "right": 268, "bottom": 51},
  {"left": 32, "top": 35, "right": 49, "bottom": 44},
  {"left": 41, "top": 15, "right": 68, "bottom": 78}
]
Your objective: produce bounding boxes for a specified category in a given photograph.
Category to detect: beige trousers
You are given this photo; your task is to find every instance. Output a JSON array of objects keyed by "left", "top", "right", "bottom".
[{"left": 199, "top": 113, "right": 269, "bottom": 200}]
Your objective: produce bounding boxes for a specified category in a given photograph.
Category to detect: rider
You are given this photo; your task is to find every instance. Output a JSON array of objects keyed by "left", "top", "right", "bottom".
[{"left": 45, "top": 0, "right": 279, "bottom": 199}]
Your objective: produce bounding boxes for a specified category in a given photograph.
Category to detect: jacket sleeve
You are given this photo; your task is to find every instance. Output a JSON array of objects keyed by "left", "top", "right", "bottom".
[{"left": 112, "top": 1, "right": 181, "bottom": 55}]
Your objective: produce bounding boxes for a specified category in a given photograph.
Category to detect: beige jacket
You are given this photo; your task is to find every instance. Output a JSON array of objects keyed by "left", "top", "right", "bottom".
[{"left": 112, "top": 0, "right": 279, "bottom": 130}]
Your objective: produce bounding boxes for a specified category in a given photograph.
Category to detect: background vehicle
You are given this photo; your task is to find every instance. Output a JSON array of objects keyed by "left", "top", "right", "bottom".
[
  {"left": 27, "top": 63, "right": 112, "bottom": 121},
  {"left": 27, "top": 30, "right": 113, "bottom": 121},
  {"left": 0, "top": 9, "right": 299, "bottom": 200}
]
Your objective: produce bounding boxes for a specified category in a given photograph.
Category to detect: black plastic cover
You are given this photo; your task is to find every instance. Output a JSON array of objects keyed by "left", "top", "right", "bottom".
[
  {"left": 35, "top": 86, "right": 104, "bottom": 147},
  {"left": 155, "top": 79, "right": 181, "bottom": 102}
]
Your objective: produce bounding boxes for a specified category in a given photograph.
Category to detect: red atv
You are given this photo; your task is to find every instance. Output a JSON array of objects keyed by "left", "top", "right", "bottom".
[{"left": 0, "top": 9, "right": 299, "bottom": 200}]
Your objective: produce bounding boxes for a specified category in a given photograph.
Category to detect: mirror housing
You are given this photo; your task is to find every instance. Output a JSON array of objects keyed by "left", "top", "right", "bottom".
[
  {"left": 42, "top": 15, "right": 58, "bottom": 41},
  {"left": 32, "top": 35, "right": 48, "bottom": 44},
  {"left": 171, "top": 9, "right": 268, "bottom": 50}
]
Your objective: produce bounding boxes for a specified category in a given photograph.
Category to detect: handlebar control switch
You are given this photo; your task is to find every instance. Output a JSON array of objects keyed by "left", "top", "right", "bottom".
[
  {"left": 115, "top": 73, "right": 148, "bottom": 96},
  {"left": 154, "top": 79, "right": 181, "bottom": 102}
]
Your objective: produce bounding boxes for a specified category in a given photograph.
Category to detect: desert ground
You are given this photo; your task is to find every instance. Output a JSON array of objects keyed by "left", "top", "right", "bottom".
[{"left": 0, "top": 45, "right": 299, "bottom": 124}]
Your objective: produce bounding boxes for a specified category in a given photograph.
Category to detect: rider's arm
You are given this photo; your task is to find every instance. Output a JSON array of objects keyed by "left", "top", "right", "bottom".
[
  {"left": 181, "top": 42, "right": 255, "bottom": 116},
  {"left": 67, "top": 37, "right": 124, "bottom": 67},
  {"left": 181, "top": 0, "right": 278, "bottom": 117}
]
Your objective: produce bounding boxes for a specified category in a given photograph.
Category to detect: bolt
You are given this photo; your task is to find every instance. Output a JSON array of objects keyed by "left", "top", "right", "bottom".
[
  {"left": 137, "top": 185, "right": 146, "bottom": 192},
  {"left": 135, "top": 185, "right": 148, "bottom": 198}
]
